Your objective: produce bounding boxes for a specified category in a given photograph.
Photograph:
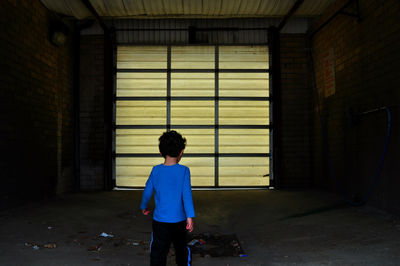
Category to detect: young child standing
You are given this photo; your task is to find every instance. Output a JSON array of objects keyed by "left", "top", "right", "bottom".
[{"left": 140, "top": 130, "right": 195, "bottom": 266}]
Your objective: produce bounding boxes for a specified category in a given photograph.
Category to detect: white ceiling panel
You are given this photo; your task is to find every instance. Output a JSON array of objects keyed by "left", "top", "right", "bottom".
[
  {"left": 220, "top": 0, "right": 242, "bottom": 14},
  {"left": 164, "top": 0, "right": 184, "bottom": 14},
  {"left": 41, "top": 0, "right": 334, "bottom": 19},
  {"left": 102, "top": 1, "right": 128, "bottom": 16},
  {"left": 41, "top": 0, "right": 90, "bottom": 19},
  {"left": 238, "top": 0, "right": 260, "bottom": 15},
  {"left": 121, "top": 0, "right": 146, "bottom": 16},
  {"left": 260, "top": 0, "right": 293, "bottom": 15}
]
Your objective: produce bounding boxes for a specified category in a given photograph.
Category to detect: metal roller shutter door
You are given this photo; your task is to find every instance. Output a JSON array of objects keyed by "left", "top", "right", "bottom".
[{"left": 115, "top": 45, "right": 270, "bottom": 187}]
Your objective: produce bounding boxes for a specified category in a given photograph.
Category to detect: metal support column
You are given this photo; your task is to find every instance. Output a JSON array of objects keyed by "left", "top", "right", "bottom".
[
  {"left": 73, "top": 22, "right": 81, "bottom": 192},
  {"left": 81, "top": 0, "right": 115, "bottom": 190},
  {"left": 268, "top": 26, "right": 282, "bottom": 189},
  {"left": 104, "top": 29, "right": 116, "bottom": 190}
]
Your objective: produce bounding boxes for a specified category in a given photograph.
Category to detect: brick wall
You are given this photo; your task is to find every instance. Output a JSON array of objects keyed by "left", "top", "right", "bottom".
[
  {"left": 279, "top": 34, "right": 312, "bottom": 188},
  {"left": 311, "top": 0, "right": 400, "bottom": 213},
  {"left": 0, "top": 0, "right": 75, "bottom": 207},
  {"left": 79, "top": 35, "right": 105, "bottom": 190}
]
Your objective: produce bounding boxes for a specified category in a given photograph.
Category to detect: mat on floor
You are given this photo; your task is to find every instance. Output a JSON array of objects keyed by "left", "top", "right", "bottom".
[{"left": 187, "top": 232, "right": 245, "bottom": 257}]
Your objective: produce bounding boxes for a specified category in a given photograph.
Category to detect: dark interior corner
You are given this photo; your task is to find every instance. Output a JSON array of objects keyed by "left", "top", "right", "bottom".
[{"left": 1, "top": 0, "right": 75, "bottom": 208}]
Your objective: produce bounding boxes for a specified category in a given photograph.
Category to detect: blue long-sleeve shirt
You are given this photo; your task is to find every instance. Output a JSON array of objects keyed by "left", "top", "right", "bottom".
[{"left": 140, "top": 164, "right": 195, "bottom": 223}]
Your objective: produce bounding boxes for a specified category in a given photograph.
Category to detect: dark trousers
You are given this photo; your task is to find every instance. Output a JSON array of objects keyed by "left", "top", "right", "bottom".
[{"left": 150, "top": 220, "right": 191, "bottom": 266}]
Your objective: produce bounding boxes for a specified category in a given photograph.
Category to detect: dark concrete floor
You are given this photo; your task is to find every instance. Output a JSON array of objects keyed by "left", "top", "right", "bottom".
[{"left": 1, "top": 189, "right": 400, "bottom": 265}]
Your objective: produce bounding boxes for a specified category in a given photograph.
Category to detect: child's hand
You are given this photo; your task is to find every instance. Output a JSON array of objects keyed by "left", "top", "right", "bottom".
[
  {"left": 142, "top": 208, "right": 151, "bottom": 215},
  {"left": 186, "top": 217, "right": 194, "bottom": 232}
]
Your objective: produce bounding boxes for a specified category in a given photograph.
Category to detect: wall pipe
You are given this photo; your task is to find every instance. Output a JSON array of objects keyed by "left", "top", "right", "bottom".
[{"left": 358, "top": 107, "right": 389, "bottom": 116}]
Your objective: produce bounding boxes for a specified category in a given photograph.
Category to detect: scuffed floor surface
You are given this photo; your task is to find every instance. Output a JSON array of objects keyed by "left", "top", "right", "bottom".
[{"left": 1, "top": 190, "right": 400, "bottom": 265}]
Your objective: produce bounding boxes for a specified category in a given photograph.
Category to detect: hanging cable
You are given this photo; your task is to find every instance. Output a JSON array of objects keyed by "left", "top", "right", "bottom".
[{"left": 309, "top": 50, "right": 392, "bottom": 206}]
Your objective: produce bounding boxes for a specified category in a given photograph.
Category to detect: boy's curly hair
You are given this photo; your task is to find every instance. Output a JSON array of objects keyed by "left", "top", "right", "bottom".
[{"left": 159, "top": 130, "right": 186, "bottom": 158}]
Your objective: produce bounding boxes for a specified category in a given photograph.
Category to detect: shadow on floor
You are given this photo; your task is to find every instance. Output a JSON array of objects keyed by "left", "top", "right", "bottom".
[{"left": 0, "top": 189, "right": 399, "bottom": 265}]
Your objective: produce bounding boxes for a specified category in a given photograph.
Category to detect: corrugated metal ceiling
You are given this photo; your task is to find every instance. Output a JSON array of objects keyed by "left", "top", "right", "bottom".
[{"left": 41, "top": 0, "right": 334, "bottom": 20}]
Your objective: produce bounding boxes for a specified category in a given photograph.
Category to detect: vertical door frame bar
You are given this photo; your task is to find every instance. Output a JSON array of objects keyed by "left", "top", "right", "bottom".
[
  {"left": 214, "top": 45, "right": 220, "bottom": 187},
  {"left": 167, "top": 46, "right": 172, "bottom": 131},
  {"left": 104, "top": 29, "right": 116, "bottom": 190},
  {"left": 268, "top": 27, "right": 282, "bottom": 189}
]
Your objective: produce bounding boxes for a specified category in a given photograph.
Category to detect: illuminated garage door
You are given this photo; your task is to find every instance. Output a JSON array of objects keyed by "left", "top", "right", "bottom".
[{"left": 115, "top": 45, "right": 270, "bottom": 187}]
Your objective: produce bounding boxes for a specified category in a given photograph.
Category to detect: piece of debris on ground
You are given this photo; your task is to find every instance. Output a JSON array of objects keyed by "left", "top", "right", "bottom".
[{"left": 25, "top": 242, "right": 57, "bottom": 249}]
